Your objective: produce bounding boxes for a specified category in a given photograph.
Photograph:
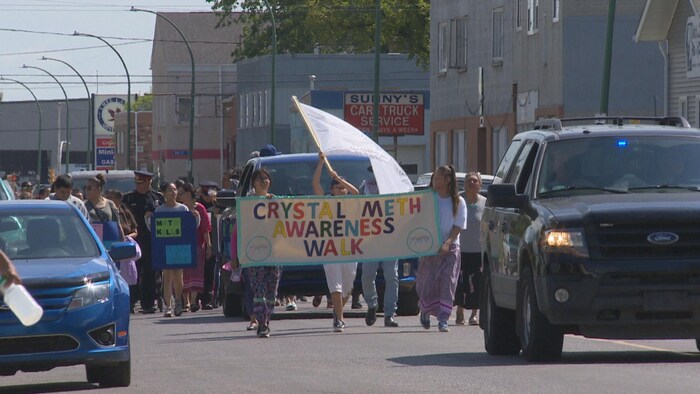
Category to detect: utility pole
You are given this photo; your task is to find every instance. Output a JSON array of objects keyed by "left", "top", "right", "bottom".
[
  {"left": 372, "top": 0, "right": 381, "bottom": 142},
  {"left": 600, "top": 0, "right": 616, "bottom": 115}
]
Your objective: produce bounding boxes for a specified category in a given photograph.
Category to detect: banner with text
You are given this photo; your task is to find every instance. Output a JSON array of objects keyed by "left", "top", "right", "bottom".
[
  {"left": 236, "top": 190, "right": 440, "bottom": 267},
  {"left": 343, "top": 92, "right": 424, "bottom": 136}
]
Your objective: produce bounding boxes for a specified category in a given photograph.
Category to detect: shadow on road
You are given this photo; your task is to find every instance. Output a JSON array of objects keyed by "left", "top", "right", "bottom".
[
  {"left": 0, "top": 381, "right": 96, "bottom": 393},
  {"left": 389, "top": 350, "right": 700, "bottom": 367}
]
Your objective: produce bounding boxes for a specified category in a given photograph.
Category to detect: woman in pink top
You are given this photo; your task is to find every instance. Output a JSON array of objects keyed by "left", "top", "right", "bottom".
[{"left": 177, "top": 182, "right": 212, "bottom": 312}]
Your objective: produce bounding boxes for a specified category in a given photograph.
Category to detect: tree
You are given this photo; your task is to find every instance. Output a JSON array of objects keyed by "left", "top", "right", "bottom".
[
  {"left": 207, "top": 0, "right": 430, "bottom": 68},
  {"left": 129, "top": 94, "right": 153, "bottom": 111}
]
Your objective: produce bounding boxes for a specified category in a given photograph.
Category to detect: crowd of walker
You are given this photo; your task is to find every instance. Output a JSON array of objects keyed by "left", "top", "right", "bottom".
[{"left": 1, "top": 146, "right": 487, "bottom": 339}]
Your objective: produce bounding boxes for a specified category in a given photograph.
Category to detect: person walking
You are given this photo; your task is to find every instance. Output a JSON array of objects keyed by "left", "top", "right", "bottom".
[
  {"left": 197, "top": 181, "right": 220, "bottom": 310},
  {"left": 313, "top": 152, "right": 360, "bottom": 332},
  {"left": 416, "top": 165, "right": 467, "bottom": 332},
  {"left": 146, "top": 182, "right": 195, "bottom": 317},
  {"left": 84, "top": 173, "right": 124, "bottom": 243},
  {"left": 177, "top": 182, "right": 210, "bottom": 313},
  {"left": 246, "top": 168, "right": 281, "bottom": 338},
  {"left": 46, "top": 175, "right": 89, "bottom": 218},
  {"left": 123, "top": 171, "right": 164, "bottom": 314},
  {"left": 360, "top": 166, "right": 399, "bottom": 327},
  {"left": 455, "top": 172, "right": 486, "bottom": 326},
  {"left": 106, "top": 189, "right": 140, "bottom": 313}
]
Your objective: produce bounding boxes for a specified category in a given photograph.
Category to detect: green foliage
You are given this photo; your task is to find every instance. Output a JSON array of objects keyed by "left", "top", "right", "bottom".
[
  {"left": 130, "top": 94, "right": 153, "bottom": 111},
  {"left": 207, "top": 0, "right": 429, "bottom": 68}
]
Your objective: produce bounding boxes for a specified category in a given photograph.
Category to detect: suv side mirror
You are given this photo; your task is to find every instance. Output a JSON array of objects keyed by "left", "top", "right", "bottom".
[
  {"left": 217, "top": 189, "right": 237, "bottom": 208},
  {"left": 487, "top": 184, "right": 527, "bottom": 209}
]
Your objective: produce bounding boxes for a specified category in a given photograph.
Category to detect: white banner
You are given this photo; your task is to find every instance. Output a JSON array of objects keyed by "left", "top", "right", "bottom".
[
  {"left": 294, "top": 99, "right": 414, "bottom": 195},
  {"left": 236, "top": 190, "right": 440, "bottom": 267}
]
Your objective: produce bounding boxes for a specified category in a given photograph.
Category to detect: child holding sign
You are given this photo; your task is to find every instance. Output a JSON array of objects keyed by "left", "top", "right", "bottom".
[{"left": 146, "top": 182, "right": 200, "bottom": 318}]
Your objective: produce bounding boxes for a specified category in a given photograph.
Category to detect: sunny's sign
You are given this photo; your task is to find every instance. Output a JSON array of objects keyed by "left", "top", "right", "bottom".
[{"left": 236, "top": 190, "right": 440, "bottom": 267}]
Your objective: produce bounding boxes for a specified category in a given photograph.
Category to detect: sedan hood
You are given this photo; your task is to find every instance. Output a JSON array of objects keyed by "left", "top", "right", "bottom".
[
  {"left": 13, "top": 257, "right": 111, "bottom": 287},
  {"left": 538, "top": 193, "right": 700, "bottom": 226}
]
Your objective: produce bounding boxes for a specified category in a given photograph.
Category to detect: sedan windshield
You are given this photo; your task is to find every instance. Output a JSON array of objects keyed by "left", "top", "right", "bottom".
[
  {"left": 0, "top": 210, "right": 100, "bottom": 259},
  {"left": 537, "top": 136, "right": 700, "bottom": 196}
]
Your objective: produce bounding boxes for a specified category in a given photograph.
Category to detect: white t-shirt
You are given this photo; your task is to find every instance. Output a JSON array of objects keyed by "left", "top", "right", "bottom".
[{"left": 437, "top": 194, "right": 467, "bottom": 246}]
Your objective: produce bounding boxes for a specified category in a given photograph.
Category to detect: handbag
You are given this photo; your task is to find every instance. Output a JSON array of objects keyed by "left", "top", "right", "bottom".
[{"left": 119, "top": 236, "right": 141, "bottom": 286}]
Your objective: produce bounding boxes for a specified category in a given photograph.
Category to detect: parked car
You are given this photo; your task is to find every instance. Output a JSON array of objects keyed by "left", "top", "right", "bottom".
[
  {"left": 414, "top": 171, "right": 494, "bottom": 196},
  {"left": 69, "top": 170, "right": 135, "bottom": 194},
  {"left": 219, "top": 153, "right": 420, "bottom": 318},
  {"left": 0, "top": 200, "right": 136, "bottom": 387},
  {"left": 481, "top": 116, "right": 700, "bottom": 362}
]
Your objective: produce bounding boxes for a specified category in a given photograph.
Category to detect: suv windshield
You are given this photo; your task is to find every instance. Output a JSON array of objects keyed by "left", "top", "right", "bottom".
[
  {"left": 0, "top": 210, "right": 100, "bottom": 259},
  {"left": 537, "top": 136, "right": 700, "bottom": 196},
  {"left": 258, "top": 157, "right": 372, "bottom": 196}
]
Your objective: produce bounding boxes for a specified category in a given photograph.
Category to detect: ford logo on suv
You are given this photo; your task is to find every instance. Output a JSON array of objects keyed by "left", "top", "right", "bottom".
[{"left": 647, "top": 232, "right": 679, "bottom": 245}]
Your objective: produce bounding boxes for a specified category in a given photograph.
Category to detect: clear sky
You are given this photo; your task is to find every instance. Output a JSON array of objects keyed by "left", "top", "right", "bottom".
[{"left": 0, "top": 0, "right": 217, "bottom": 103}]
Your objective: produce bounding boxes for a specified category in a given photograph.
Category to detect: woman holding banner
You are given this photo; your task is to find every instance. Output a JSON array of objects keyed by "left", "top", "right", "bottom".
[
  {"left": 84, "top": 173, "right": 124, "bottom": 245},
  {"left": 313, "top": 152, "right": 360, "bottom": 332},
  {"left": 247, "top": 168, "right": 281, "bottom": 338},
  {"left": 416, "top": 165, "right": 467, "bottom": 333}
]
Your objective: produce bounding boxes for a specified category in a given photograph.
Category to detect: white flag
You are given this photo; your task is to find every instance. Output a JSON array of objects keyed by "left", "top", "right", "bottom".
[{"left": 296, "top": 100, "right": 414, "bottom": 194}]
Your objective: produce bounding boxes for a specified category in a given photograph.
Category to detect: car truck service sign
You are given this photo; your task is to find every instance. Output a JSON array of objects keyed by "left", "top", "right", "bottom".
[
  {"left": 343, "top": 92, "right": 424, "bottom": 136},
  {"left": 236, "top": 190, "right": 440, "bottom": 267}
]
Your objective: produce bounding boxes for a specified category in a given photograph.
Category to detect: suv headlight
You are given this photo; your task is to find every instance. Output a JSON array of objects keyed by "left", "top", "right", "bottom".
[
  {"left": 543, "top": 229, "right": 589, "bottom": 257},
  {"left": 68, "top": 283, "right": 111, "bottom": 310}
]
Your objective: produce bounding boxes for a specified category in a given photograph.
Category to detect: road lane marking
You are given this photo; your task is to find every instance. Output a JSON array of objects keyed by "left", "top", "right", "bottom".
[{"left": 570, "top": 335, "right": 699, "bottom": 355}]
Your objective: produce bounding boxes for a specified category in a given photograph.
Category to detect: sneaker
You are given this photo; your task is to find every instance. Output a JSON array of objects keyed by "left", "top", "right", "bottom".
[
  {"left": 333, "top": 319, "right": 346, "bottom": 332},
  {"left": 365, "top": 306, "right": 377, "bottom": 326},
  {"left": 174, "top": 302, "right": 183, "bottom": 317},
  {"left": 190, "top": 303, "right": 200, "bottom": 313},
  {"left": 257, "top": 324, "right": 270, "bottom": 338},
  {"left": 384, "top": 316, "right": 399, "bottom": 327},
  {"left": 285, "top": 302, "right": 297, "bottom": 311},
  {"left": 438, "top": 321, "right": 450, "bottom": 332},
  {"left": 419, "top": 311, "right": 430, "bottom": 330},
  {"left": 164, "top": 308, "right": 173, "bottom": 318},
  {"left": 246, "top": 322, "right": 258, "bottom": 331}
]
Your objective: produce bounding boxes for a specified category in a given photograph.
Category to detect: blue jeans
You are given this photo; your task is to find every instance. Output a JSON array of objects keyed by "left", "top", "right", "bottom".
[{"left": 361, "top": 260, "right": 399, "bottom": 317}]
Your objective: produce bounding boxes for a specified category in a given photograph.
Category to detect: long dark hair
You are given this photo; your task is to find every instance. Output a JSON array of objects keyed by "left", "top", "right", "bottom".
[
  {"left": 251, "top": 168, "right": 272, "bottom": 190},
  {"left": 430, "top": 165, "right": 459, "bottom": 215}
]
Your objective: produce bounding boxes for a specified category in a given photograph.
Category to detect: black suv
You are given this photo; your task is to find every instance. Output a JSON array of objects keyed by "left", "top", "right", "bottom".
[{"left": 480, "top": 117, "right": 700, "bottom": 361}]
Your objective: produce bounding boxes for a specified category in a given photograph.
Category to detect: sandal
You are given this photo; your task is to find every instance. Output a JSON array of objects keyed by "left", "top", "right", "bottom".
[
  {"left": 468, "top": 317, "right": 479, "bottom": 326},
  {"left": 312, "top": 295, "right": 322, "bottom": 308},
  {"left": 455, "top": 319, "right": 466, "bottom": 326},
  {"left": 246, "top": 322, "right": 258, "bottom": 331}
]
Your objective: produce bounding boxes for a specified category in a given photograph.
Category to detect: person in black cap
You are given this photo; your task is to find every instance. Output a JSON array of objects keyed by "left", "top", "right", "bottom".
[{"left": 122, "top": 170, "right": 164, "bottom": 314}]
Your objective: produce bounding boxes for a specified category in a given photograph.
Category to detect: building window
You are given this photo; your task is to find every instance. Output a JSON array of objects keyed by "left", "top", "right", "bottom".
[
  {"left": 680, "top": 96, "right": 689, "bottom": 119},
  {"left": 453, "top": 130, "right": 466, "bottom": 171},
  {"left": 492, "top": 127, "right": 509, "bottom": 171},
  {"left": 553, "top": 0, "right": 560, "bottom": 22},
  {"left": 455, "top": 17, "right": 468, "bottom": 69},
  {"left": 528, "top": 0, "right": 539, "bottom": 34},
  {"left": 438, "top": 21, "right": 449, "bottom": 73},
  {"left": 516, "top": 0, "right": 522, "bottom": 30},
  {"left": 436, "top": 131, "right": 448, "bottom": 167},
  {"left": 492, "top": 8, "right": 504, "bottom": 61},
  {"left": 177, "top": 96, "right": 191, "bottom": 125}
]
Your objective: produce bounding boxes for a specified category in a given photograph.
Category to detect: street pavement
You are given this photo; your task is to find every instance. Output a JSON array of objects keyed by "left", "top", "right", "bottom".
[{"left": 2, "top": 299, "right": 700, "bottom": 393}]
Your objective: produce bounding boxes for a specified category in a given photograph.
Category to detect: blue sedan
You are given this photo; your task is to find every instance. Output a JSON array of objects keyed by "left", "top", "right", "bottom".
[{"left": 0, "top": 200, "right": 136, "bottom": 387}]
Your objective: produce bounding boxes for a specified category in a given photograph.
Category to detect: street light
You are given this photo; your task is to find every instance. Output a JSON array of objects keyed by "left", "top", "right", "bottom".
[
  {"left": 130, "top": 7, "right": 196, "bottom": 182},
  {"left": 22, "top": 64, "right": 70, "bottom": 174},
  {"left": 0, "top": 77, "right": 43, "bottom": 181},
  {"left": 40, "top": 56, "right": 93, "bottom": 170},
  {"left": 73, "top": 31, "right": 132, "bottom": 170},
  {"left": 261, "top": 0, "right": 277, "bottom": 145}
]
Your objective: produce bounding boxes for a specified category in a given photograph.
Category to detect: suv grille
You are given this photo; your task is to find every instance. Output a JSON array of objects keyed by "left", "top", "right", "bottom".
[{"left": 587, "top": 221, "right": 700, "bottom": 260}]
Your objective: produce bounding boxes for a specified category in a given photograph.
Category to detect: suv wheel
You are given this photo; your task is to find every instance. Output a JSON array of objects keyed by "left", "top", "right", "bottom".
[
  {"left": 517, "top": 265, "right": 564, "bottom": 362},
  {"left": 482, "top": 272, "right": 520, "bottom": 355}
]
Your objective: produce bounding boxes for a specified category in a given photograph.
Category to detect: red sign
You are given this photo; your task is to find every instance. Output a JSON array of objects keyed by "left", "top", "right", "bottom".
[
  {"left": 96, "top": 137, "right": 114, "bottom": 148},
  {"left": 344, "top": 92, "right": 424, "bottom": 136}
]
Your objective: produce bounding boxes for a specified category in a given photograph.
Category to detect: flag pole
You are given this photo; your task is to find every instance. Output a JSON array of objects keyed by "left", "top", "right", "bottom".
[{"left": 291, "top": 96, "right": 333, "bottom": 173}]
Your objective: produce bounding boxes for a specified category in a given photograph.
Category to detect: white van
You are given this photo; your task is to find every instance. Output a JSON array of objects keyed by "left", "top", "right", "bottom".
[{"left": 68, "top": 170, "right": 136, "bottom": 194}]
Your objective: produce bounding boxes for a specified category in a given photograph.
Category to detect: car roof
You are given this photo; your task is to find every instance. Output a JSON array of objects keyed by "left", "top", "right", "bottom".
[
  {"left": 248, "top": 153, "right": 369, "bottom": 165},
  {"left": 518, "top": 119, "right": 700, "bottom": 143},
  {"left": 0, "top": 200, "right": 75, "bottom": 211}
]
